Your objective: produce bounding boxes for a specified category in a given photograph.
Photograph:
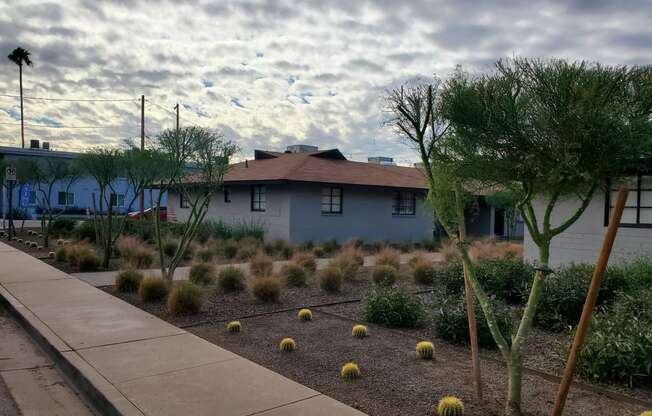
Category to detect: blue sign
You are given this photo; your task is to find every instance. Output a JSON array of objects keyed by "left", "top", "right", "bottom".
[{"left": 20, "top": 185, "right": 33, "bottom": 208}]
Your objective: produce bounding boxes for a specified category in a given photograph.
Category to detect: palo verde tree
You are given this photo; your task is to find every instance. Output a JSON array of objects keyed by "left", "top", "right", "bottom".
[
  {"left": 384, "top": 77, "right": 484, "bottom": 400},
  {"left": 16, "top": 157, "right": 79, "bottom": 247},
  {"left": 439, "top": 58, "right": 652, "bottom": 415},
  {"left": 152, "top": 126, "right": 237, "bottom": 281}
]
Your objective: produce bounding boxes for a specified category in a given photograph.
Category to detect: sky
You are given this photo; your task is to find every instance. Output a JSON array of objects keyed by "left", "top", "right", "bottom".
[{"left": 1, "top": 0, "right": 651, "bottom": 164}]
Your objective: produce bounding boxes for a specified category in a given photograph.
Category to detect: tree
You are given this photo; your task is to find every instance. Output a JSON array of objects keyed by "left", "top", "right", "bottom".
[
  {"left": 439, "top": 58, "right": 652, "bottom": 415},
  {"left": 17, "top": 157, "right": 79, "bottom": 247},
  {"left": 384, "top": 78, "right": 484, "bottom": 400},
  {"left": 486, "top": 191, "right": 519, "bottom": 239},
  {"left": 152, "top": 126, "right": 237, "bottom": 281},
  {"left": 7, "top": 47, "right": 33, "bottom": 149}
]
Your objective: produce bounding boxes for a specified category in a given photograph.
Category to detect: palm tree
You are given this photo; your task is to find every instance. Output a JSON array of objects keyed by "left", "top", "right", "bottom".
[{"left": 7, "top": 47, "right": 33, "bottom": 149}]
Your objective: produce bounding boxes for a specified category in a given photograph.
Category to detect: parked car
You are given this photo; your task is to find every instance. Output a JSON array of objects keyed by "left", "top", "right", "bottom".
[{"left": 127, "top": 207, "right": 167, "bottom": 221}]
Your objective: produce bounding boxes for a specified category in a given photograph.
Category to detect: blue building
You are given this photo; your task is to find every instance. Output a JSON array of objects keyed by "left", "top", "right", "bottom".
[{"left": 0, "top": 142, "right": 166, "bottom": 220}]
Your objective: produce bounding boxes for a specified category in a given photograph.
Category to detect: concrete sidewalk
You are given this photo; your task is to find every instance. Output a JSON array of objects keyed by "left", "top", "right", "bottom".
[
  {"left": 0, "top": 241, "right": 366, "bottom": 416},
  {"left": 74, "top": 252, "right": 442, "bottom": 287}
]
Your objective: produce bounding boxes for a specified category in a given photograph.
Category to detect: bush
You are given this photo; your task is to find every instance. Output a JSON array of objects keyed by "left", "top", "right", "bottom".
[
  {"left": 372, "top": 265, "right": 398, "bottom": 286},
  {"left": 250, "top": 251, "right": 273, "bottom": 277},
  {"left": 292, "top": 252, "right": 317, "bottom": 274},
  {"left": 281, "top": 263, "right": 307, "bottom": 287},
  {"left": 251, "top": 276, "right": 281, "bottom": 302},
  {"left": 576, "top": 290, "right": 652, "bottom": 387},
  {"left": 195, "top": 247, "right": 214, "bottom": 262},
  {"left": 375, "top": 247, "right": 400, "bottom": 270},
  {"left": 222, "top": 241, "right": 238, "bottom": 259},
  {"left": 55, "top": 246, "right": 68, "bottom": 262},
  {"left": 534, "top": 263, "right": 623, "bottom": 332},
  {"left": 434, "top": 294, "right": 513, "bottom": 349},
  {"left": 167, "top": 281, "right": 203, "bottom": 315},
  {"left": 433, "top": 262, "right": 465, "bottom": 294},
  {"left": 312, "top": 246, "right": 325, "bottom": 258},
  {"left": 613, "top": 256, "right": 652, "bottom": 293},
  {"left": 319, "top": 266, "right": 343, "bottom": 293},
  {"left": 321, "top": 239, "right": 340, "bottom": 255},
  {"left": 115, "top": 269, "right": 144, "bottom": 293},
  {"left": 162, "top": 239, "right": 178, "bottom": 257},
  {"left": 475, "top": 258, "right": 533, "bottom": 304},
  {"left": 218, "top": 267, "right": 246, "bottom": 293},
  {"left": 138, "top": 276, "right": 169, "bottom": 302},
  {"left": 331, "top": 248, "right": 364, "bottom": 281},
  {"left": 364, "top": 288, "right": 425, "bottom": 328},
  {"left": 117, "top": 236, "right": 155, "bottom": 269},
  {"left": 413, "top": 261, "right": 436, "bottom": 285},
  {"left": 469, "top": 239, "right": 523, "bottom": 262},
  {"left": 50, "top": 218, "right": 77, "bottom": 236},
  {"left": 189, "top": 262, "right": 215, "bottom": 285}
]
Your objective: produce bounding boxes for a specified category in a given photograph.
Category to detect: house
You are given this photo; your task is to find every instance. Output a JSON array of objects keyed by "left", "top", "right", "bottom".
[
  {"left": 169, "top": 145, "right": 515, "bottom": 243},
  {"left": 0, "top": 142, "right": 165, "bottom": 219},
  {"left": 524, "top": 173, "right": 652, "bottom": 267}
]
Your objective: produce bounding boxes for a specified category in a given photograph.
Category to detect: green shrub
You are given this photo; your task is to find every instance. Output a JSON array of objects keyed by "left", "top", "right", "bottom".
[
  {"left": 138, "top": 276, "right": 169, "bottom": 302},
  {"left": 50, "top": 218, "right": 77, "bottom": 236},
  {"left": 577, "top": 290, "right": 652, "bottom": 387},
  {"left": 312, "top": 246, "right": 325, "bottom": 258},
  {"left": 364, "top": 288, "right": 425, "bottom": 328},
  {"left": 188, "top": 262, "right": 215, "bottom": 285},
  {"left": 251, "top": 276, "right": 281, "bottom": 303},
  {"left": 475, "top": 258, "right": 533, "bottom": 304},
  {"left": 167, "top": 281, "right": 203, "bottom": 315},
  {"left": 433, "top": 262, "right": 465, "bottom": 294},
  {"left": 321, "top": 239, "right": 340, "bottom": 255},
  {"left": 281, "top": 263, "right": 307, "bottom": 287},
  {"left": 292, "top": 252, "right": 317, "bottom": 274},
  {"left": 534, "top": 263, "right": 623, "bottom": 332},
  {"left": 372, "top": 265, "right": 398, "bottom": 286},
  {"left": 195, "top": 247, "right": 214, "bottom": 262},
  {"left": 319, "top": 266, "right": 343, "bottom": 293},
  {"left": 375, "top": 247, "right": 400, "bottom": 270},
  {"left": 250, "top": 251, "right": 273, "bottom": 277},
  {"left": 222, "top": 241, "right": 238, "bottom": 259},
  {"left": 115, "top": 269, "right": 144, "bottom": 293},
  {"left": 78, "top": 248, "right": 101, "bottom": 272},
  {"left": 162, "top": 239, "right": 178, "bottom": 257},
  {"left": 413, "top": 262, "right": 436, "bottom": 285},
  {"left": 193, "top": 219, "right": 265, "bottom": 242},
  {"left": 434, "top": 294, "right": 513, "bottom": 349},
  {"left": 218, "top": 266, "right": 246, "bottom": 293},
  {"left": 612, "top": 256, "right": 652, "bottom": 293}
]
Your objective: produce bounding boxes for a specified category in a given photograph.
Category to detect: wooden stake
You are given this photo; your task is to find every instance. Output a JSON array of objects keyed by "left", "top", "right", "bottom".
[
  {"left": 459, "top": 219, "right": 483, "bottom": 400},
  {"left": 550, "top": 186, "right": 628, "bottom": 416}
]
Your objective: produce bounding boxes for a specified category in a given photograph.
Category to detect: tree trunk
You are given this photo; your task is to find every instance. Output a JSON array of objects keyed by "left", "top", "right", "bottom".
[
  {"left": 506, "top": 353, "right": 523, "bottom": 416},
  {"left": 19, "top": 64, "right": 25, "bottom": 149}
]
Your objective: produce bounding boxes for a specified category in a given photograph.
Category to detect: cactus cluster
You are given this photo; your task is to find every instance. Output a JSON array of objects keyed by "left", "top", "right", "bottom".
[
  {"left": 340, "top": 362, "right": 361, "bottom": 380},
  {"left": 226, "top": 321, "right": 242, "bottom": 333},
  {"left": 437, "top": 396, "right": 464, "bottom": 416},
  {"left": 298, "top": 308, "right": 312, "bottom": 321},
  {"left": 30, "top": 241, "right": 38, "bottom": 248},
  {"left": 351, "top": 324, "right": 368, "bottom": 338},
  {"left": 416, "top": 341, "right": 435, "bottom": 359},
  {"left": 17, "top": 238, "right": 22, "bottom": 243},
  {"left": 640, "top": 412, "right": 652, "bottom": 416},
  {"left": 279, "top": 337, "right": 296, "bottom": 352}
]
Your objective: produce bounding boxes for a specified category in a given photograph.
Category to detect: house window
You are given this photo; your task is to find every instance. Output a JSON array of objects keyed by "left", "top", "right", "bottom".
[
  {"left": 224, "top": 186, "right": 231, "bottom": 203},
  {"left": 180, "top": 193, "right": 190, "bottom": 209},
  {"left": 605, "top": 175, "right": 652, "bottom": 227},
  {"left": 58, "top": 191, "right": 74, "bottom": 206},
  {"left": 110, "top": 193, "right": 125, "bottom": 207},
  {"left": 251, "top": 185, "right": 266, "bottom": 211},
  {"left": 321, "top": 187, "right": 342, "bottom": 214},
  {"left": 392, "top": 191, "right": 416, "bottom": 216}
]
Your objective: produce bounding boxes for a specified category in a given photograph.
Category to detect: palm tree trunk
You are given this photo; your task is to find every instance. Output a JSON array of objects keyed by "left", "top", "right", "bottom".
[{"left": 19, "top": 64, "right": 24, "bottom": 149}]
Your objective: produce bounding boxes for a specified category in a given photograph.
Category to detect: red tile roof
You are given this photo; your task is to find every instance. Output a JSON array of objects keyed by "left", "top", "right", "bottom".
[{"left": 221, "top": 149, "right": 428, "bottom": 189}]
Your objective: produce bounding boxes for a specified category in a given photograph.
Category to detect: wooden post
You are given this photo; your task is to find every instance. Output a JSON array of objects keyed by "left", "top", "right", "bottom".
[
  {"left": 550, "top": 186, "right": 628, "bottom": 416},
  {"left": 139, "top": 95, "right": 145, "bottom": 218},
  {"left": 458, "top": 219, "right": 483, "bottom": 400}
]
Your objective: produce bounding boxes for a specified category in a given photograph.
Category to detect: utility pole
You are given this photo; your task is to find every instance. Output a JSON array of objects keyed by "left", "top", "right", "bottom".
[
  {"left": 174, "top": 103, "right": 180, "bottom": 133},
  {"left": 139, "top": 95, "right": 145, "bottom": 218}
]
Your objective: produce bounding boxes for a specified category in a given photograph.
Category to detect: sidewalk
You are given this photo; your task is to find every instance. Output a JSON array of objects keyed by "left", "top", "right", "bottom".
[
  {"left": 74, "top": 252, "right": 442, "bottom": 287},
  {"left": 0, "top": 241, "right": 366, "bottom": 416}
]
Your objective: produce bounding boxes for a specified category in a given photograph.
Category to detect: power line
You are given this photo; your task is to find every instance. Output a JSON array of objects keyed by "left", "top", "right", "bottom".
[
  {"left": 146, "top": 99, "right": 176, "bottom": 115},
  {"left": 0, "top": 93, "right": 137, "bottom": 102},
  {"left": 0, "top": 122, "right": 136, "bottom": 129}
]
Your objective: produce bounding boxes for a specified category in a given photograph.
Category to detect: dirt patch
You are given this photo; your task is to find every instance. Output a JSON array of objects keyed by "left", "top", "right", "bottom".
[{"left": 191, "top": 309, "right": 646, "bottom": 416}]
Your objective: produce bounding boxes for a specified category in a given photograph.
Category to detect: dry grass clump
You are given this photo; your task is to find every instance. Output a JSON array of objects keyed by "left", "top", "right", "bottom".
[
  {"left": 372, "top": 265, "right": 398, "bottom": 286},
  {"left": 162, "top": 239, "right": 178, "bottom": 257},
  {"left": 167, "top": 281, "right": 203, "bottom": 315},
  {"left": 138, "top": 276, "right": 169, "bottom": 302},
  {"left": 64, "top": 244, "right": 100, "bottom": 271},
  {"left": 375, "top": 247, "right": 401, "bottom": 270},
  {"left": 55, "top": 246, "right": 68, "bottom": 262},
  {"left": 218, "top": 266, "right": 246, "bottom": 293},
  {"left": 116, "top": 236, "right": 154, "bottom": 269},
  {"left": 413, "top": 261, "right": 436, "bottom": 285},
  {"left": 439, "top": 239, "right": 462, "bottom": 264},
  {"left": 236, "top": 237, "right": 262, "bottom": 261},
  {"left": 469, "top": 239, "right": 523, "bottom": 262},
  {"left": 281, "top": 262, "right": 307, "bottom": 287},
  {"left": 222, "top": 240, "right": 239, "bottom": 259},
  {"left": 250, "top": 251, "right": 274, "bottom": 277},
  {"left": 331, "top": 247, "right": 364, "bottom": 281},
  {"left": 319, "top": 265, "right": 343, "bottom": 293},
  {"left": 188, "top": 262, "right": 215, "bottom": 285},
  {"left": 115, "top": 269, "right": 144, "bottom": 293},
  {"left": 292, "top": 252, "right": 317, "bottom": 274},
  {"left": 251, "top": 276, "right": 281, "bottom": 303},
  {"left": 195, "top": 247, "right": 215, "bottom": 262}
]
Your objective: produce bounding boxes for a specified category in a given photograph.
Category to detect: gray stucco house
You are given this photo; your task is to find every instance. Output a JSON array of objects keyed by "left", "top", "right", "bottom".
[
  {"left": 169, "top": 146, "right": 518, "bottom": 243},
  {"left": 524, "top": 173, "right": 652, "bottom": 267}
]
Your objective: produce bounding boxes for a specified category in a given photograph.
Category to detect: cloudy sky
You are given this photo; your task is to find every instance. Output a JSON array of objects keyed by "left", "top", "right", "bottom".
[{"left": 1, "top": 0, "right": 651, "bottom": 164}]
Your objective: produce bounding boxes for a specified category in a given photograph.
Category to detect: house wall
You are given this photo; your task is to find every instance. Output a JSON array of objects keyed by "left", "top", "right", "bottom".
[
  {"left": 524, "top": 192, "right": 652, "bottom": 267},
  {"left": 169, "top": 184, "right": 291, "bottom": 241},
  {"left": 288, "top": 183, "right": 434, "bottom": 243}
]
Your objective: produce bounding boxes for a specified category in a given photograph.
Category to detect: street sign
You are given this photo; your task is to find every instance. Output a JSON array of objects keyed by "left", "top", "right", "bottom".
[{"left": 5, "top": 166, "right": 16, "bottom": 182}]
